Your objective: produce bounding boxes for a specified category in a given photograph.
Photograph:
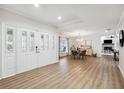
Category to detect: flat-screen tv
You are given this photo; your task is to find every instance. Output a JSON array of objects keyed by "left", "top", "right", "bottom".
[{"left": 104, "top": 40, "right": 112, "bottom": 44}]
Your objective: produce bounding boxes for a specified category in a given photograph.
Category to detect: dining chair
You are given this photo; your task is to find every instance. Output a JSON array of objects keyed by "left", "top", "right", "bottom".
[{"left": 80, "top": 50, "right": 87, "bottom": 60}]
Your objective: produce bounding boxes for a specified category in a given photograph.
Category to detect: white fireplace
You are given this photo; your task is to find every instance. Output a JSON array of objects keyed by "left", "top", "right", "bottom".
[{"left": 102, "top": 44, "right": 114, "bottom": 54}]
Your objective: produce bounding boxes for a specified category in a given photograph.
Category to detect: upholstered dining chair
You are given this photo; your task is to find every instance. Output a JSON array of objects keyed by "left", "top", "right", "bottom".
[{"left": 71, "top": 50, "right": 78, "bottom": 59}]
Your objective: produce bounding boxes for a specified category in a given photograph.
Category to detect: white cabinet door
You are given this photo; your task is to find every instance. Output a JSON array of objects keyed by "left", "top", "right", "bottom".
[{"left": 2, "top": 25, "right": 16, "bottom": 78}]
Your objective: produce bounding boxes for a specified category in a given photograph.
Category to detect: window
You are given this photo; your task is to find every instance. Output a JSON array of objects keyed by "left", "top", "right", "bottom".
[{"left": 60, "top": 38, "right": 68, "bottom": 52}]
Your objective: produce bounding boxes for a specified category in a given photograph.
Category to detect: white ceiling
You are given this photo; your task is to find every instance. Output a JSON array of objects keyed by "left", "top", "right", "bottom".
[{"left": 1, "top": 4, "right": 124, "bottom": 37}]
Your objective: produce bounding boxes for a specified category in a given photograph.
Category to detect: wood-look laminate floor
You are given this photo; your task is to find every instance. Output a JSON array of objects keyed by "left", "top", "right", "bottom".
[{"left": 0, "top": 56, "right": 124, "bottom": 89}]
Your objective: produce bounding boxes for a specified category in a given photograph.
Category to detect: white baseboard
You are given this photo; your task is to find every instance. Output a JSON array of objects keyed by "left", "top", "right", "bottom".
[
  {"left": 118, "top": 65, "right": 124, "bottom": 79},
  {"left": 2, "top": 73, "right": 16, "bottom": 79}
]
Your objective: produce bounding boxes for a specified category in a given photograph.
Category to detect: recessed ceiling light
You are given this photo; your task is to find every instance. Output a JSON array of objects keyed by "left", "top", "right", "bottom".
[
  {"left": 57, "top": 16, "right": 62, "bottom": 20},
  {"left": 34, "top": 4, "right": 40, "bottom": 8},
  {"left": 105, "top": 30, "right": 108, "bottom": 33}
]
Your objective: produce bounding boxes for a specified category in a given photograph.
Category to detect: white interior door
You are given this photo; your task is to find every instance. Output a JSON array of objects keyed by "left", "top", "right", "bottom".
[
  {"left": 28, "top": 30, "right": 38, "bottom": 70},
  {"left": 17, "top": 28, "right": 38, "bottom": 73},
  {"left": 2, "top": 25, "right": 16, "bottom": 78},
  {"left": 37, "top": 33, "right": 57, "bottom": 66},
  {"left": 36, "top": 32, "right": 47, "bottom": 67},
  {"left": 2, "top": 24, "right": 58, "bottom": 78}
]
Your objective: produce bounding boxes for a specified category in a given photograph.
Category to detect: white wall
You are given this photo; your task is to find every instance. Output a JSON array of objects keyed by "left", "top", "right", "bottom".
[
  {"left": 119, "top": 42, "right": 124, "bottom": 78},
  {"left": 0, "top": 8, "right": 57, "bottom": 33},
  {"left": 0, "top": 22, "right": 2, "bottom": 79},
  {"left": 118, "top": 10, "right": 124, "bottom": 78},
  {"left": 0, "top": 8, "right": 59, "bottom": 78}
]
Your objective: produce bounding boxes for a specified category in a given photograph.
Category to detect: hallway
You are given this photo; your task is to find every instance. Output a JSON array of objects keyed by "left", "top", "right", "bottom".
[{"left": 0, "top": 56, "right": 124, "bottom": 89}]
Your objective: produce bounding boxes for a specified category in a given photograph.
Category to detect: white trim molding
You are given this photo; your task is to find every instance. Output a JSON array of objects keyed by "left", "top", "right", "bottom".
[{"left": 118, "top": 65, "right": 124, "bottom": 79}]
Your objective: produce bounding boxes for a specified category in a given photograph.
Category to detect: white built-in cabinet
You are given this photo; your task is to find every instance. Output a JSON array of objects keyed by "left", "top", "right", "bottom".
[{"left": 0, "top": 23, "right": 58, "bottom": 79}]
